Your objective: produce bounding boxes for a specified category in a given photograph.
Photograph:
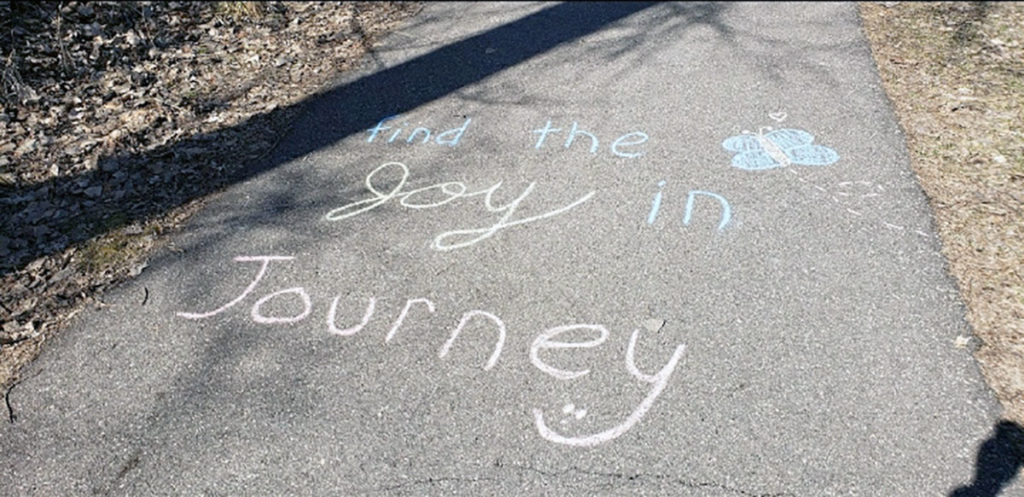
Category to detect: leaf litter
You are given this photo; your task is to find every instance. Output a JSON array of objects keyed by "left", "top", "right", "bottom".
[{"left": 0, "top": 1, "right": 421, "bottom": 389}]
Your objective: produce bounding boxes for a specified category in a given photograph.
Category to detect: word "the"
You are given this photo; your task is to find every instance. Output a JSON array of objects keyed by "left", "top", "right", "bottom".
[{"left": 532, "top": 120, "right": 649, "bottom": 158}]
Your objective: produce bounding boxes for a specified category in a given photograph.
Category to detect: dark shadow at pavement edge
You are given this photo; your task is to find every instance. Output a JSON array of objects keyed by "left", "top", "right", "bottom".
[
  {"left": 950, "top": 420, "right": 1024, "bottom": 496},
  {"left": 0, "top": 2, "right": 657, "bottom": 278}
]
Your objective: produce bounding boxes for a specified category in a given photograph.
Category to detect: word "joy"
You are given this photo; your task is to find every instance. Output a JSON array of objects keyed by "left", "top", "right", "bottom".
[{"left": 324, "top": 161, "right": 595, "bottom": 251}]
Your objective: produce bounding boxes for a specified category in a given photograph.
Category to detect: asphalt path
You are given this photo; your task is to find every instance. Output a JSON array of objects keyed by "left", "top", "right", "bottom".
[{"left": 3, "top": 3, "right": 1019, "bottom": 496}]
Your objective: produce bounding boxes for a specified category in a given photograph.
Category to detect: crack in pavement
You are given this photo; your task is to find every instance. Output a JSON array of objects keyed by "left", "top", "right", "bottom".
[
  {"left": 366, "top": 462, "right": 791, "bottom": 496},
  {"left": 504, "top": 462, "right": 793, "bottom": 497},
  {"left": 512, "top": 463, "right": 790, "bottom": 495},
  {"left": 370, "top": 475, "right": 502, "bottom": 494}
]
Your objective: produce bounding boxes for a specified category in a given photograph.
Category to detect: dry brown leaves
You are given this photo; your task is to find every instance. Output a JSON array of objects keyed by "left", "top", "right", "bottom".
[
  {"left": 860, "top": 2, "right": 1024, "bottom": 422},
  {"left": 0, "top": 1, "right": 421, "bottom": 389}
]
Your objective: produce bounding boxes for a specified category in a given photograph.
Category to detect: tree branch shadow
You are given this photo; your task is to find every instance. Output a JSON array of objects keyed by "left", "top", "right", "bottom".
[{"left": 1, "top": 2, "right": 669, "bottom": 280}]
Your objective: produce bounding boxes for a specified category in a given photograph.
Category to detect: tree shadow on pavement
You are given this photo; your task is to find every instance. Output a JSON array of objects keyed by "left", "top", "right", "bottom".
[
  {"left": 0, "top": 2, "right": 668, "bottom": 279},
  {"left": 950, "top": 420, "right": 1024, "bottom": 497}
]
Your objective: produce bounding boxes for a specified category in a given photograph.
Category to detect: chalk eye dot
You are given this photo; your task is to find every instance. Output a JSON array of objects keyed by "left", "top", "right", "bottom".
[{"left": 560, "top": 403, "right": 588, "bottom": 423}]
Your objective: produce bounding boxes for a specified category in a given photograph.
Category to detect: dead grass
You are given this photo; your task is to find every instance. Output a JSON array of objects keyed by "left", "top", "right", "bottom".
[
  {"left": 76, "top": 222, "right": 157, "bottom": 275},
  {"left": 213, "top": 1, "right": 269, "bottom": 22},
  {"left": 860, "top": 1, "right": 1024, "bottom": 423}
]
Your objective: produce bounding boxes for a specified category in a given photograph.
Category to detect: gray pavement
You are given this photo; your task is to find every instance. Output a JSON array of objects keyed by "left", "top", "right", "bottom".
[{"left": 3, "top": 2, "right": 1019, "bottom": 496}]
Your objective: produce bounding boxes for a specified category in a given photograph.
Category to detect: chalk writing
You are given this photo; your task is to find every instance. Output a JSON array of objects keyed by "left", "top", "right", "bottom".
[
  {"left": 328, "top": 296, "right": 375, "bottom": 336},
  {"left": 684, "top": 190, "right": 731, "bottom": 231},
  {"left": 646, "top": 181, "right": 732, "bottom": 231},
  {"left": 532, "top": 328, "right": 686, "bottom": 447},
  {"left": 323, "top": 162, "right": 596, "bottom": 251},
  {"left": 530, "top": 324, "right": 609, "bottom": 381},
  {"left": 441, "top": 310, "right": 506, "bottom": 371},
  {"left": 722, "top": 126, "right": 839, "bottom": 170},
  {"left": 367, "top": 115, "right": 472, "bottom": 147},
  {"left": 176, "top": 255, "right": 294, "bottom": 320},
  {"left": 179, "top": 111, "right": 871, "bottom": 452},
  {"left": 176, "top": 255, "right": 689, "bottom": 447},
  {"left": 646, "top": 181, "right": 666, "bottom": 225},
  {"left": 386, "top": 298, "right": 436, "bottom": 343},
  {"left": 252, "top": 287, "right": 311, "bottom": 324},
  {"left": 531, "top": 119, "right": 649, "bottom": 158}
]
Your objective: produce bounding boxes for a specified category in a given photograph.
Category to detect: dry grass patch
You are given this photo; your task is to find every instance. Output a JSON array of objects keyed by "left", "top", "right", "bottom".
[
  {"left": 213, "top": 2, "right": 269, "bottom": 21},
  {"left": 860, "top": 1, "right": 1024, "bottom": 422}
]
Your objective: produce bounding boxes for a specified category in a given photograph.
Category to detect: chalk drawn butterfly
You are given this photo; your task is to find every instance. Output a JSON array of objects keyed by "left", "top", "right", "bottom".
[{"left": 722, "top": 126, "right": 839, "bottom": 171}]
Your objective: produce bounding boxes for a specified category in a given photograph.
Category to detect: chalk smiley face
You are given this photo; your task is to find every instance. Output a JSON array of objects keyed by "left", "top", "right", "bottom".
[
  {"left": 530, "top": 326, "right": 687, "bottom": 447},
  {"left": 560, "top": 403, "right": 589, "bottom": 425}
]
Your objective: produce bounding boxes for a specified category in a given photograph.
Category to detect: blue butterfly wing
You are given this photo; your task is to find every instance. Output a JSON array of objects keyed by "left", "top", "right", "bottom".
[
  {"left": 732, "top": 149, "right": 782, "bottom": 170},
  {"left": 765, "top": 128, "right": 814, "bottom": 149},
  {"left": 724, "top": 128, "right": 835, "bottom": 169},
  {"left": 785, "top": 144, "right": 840, "bottom": 166},
  {"left": 722, "top": 134, "right": 763, "bottom": 152}
]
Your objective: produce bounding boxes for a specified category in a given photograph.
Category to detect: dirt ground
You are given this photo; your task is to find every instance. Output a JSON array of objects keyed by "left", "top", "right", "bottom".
[{"left": 860, "top": 1, "right": 1024, "bottom": 423}]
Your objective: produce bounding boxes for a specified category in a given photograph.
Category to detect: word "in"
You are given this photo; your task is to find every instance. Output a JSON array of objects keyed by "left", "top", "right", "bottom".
[{"left": 646, "top": 180, "right": 732, "bottom": 231}]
